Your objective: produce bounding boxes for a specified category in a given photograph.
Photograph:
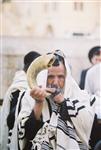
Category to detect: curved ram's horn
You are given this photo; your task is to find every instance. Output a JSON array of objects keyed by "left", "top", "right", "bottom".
[{"left": 27, "top": 54, "right": 55, "bottom": 89}]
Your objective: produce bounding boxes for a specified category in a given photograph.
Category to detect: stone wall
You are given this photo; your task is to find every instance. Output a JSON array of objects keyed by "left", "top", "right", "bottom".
[{"left": 1, "top": 1, "right": 100, "bottom": 38}]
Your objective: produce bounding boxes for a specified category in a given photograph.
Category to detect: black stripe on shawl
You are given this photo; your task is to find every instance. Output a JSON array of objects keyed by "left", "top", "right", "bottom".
[
  {"left": 18, "top": 116, "right": 29, "bottom": 140},
  {"left": 65, "top": 98, "right": 82, "bottom": 108},
  {"left": 68, "top": 106, "right": 85, "bottom": 117},
  {"left": 72, "top": 99, "right": 79, "bottom": 105},
  {"left": 65, "top": 98, "right": 85, "bottom": 117},
  {"left": 41, "top": 141, "right": 53, "bottom": 150},
  {"left": 18, "top": 91, "right": 26, "bottom": 114},
  {"left": 57, "top": 117, "right": 77, "bottom": 141},
  {"left": 65, "top": 98, "right": 84, "bottom": 108},
  {"left": 90, "top": 97, "right": 96, "bottom": 106},
  {"left": 78, "top": 141, "right": 87, "bottom": 150},
  {"left": 49, "top": 135, "right": 56, "bottom": 141},
  {"left": 46, "top": 98, "right": 52, "bottom": 117},
  {"left": 57, "top": 144, "right": 66, "bottom": 150},
  {"left": 57, "top": 125, "right": 76, "bottom": 141}
]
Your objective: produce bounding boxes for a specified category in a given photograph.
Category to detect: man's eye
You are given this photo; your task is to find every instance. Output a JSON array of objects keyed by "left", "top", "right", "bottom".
[{"left": 58, "top": 75, "right": 65, "bottom": 80}]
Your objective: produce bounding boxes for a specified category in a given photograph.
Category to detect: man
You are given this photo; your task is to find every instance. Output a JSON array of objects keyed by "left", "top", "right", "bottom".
[
  {"left": 85, "top": 63, "right": 101, "bottom": 150},
  {"left": 0, "top": 51, "right": 41, "bottom": 150},
  {"left": 18, "top": 50, "right": 95, "bottom": 150},
  {"left": 79, "top": 46, "right": 101, "bottom": 89}
]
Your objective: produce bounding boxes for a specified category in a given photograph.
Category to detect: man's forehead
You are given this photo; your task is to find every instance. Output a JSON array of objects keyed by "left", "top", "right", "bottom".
[{"left": 48, "top": 63, "right": 66, "bottom": 74}]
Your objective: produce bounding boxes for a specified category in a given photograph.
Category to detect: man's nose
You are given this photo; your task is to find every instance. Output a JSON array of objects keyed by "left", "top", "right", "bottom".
[{"left": 53, "top": 77, "right": 59, "bottom": 86}]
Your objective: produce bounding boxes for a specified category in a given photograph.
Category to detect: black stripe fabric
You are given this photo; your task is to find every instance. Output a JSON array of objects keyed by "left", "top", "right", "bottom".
[
  {"left": 90, "top": 97, "right": 96, "bottom": 106},
  {"left": 57, "top": 117, "right": 76, "bottom": 141}
]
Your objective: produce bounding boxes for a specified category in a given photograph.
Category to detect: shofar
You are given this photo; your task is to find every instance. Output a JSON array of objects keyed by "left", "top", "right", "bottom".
[{"left": 27, "top": 54, "right": 55, "bottom": 91}]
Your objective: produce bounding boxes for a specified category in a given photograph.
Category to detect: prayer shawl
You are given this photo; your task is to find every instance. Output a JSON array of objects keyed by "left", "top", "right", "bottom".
[
  {"left": 85, "top": 63, "right": 101, "bottom": 119},
  {"left": 0, "top": 70, "right": 28, "bottom": 150},
  {"left": 18, "top": 53, "right": 95, "bottom": 150}
]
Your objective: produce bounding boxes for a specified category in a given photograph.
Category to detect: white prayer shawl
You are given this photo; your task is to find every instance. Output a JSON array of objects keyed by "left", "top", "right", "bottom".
[
  {"left": 18, "top": 54, "right": 95, "bottom": 150},
  {"left": 85, "top": 63, "right": 101, "bottom": 119},
  {"left": 0, "top": 70, "right": 28, "bottom": 150},
  {"left": 9, "top": 90, "right": 26, "bottom": 150}
]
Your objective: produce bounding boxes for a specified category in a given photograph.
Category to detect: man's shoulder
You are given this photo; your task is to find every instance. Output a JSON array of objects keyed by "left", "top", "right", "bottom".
[
  {"left": 87, "top": 63, "right": 101, "bottom": 77},
  {"left": 89, "top": 63, "right": 101, "bottom": 73},
  {"left": 81, "top": 68, "right": 89, "bottom": 75}
]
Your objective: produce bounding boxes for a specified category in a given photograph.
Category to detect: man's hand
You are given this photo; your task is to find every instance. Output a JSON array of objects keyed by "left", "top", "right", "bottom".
[
  {"left": 30, "top": 86, "right": 64, "bottom": 104},
  {"left": 30, "top": 86, "right": 47, "bottom": 103},
  {"left": 45, "top": 87, "right": 64, "bottom": 104}
]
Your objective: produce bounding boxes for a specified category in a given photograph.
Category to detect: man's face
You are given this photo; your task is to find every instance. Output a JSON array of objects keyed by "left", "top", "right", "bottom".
[
  {"left": 91, "top": 50, "right": 101, "bottom": 65},
  {"left": 47, "top": 63, "right": 66, "bottom": 90}
]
